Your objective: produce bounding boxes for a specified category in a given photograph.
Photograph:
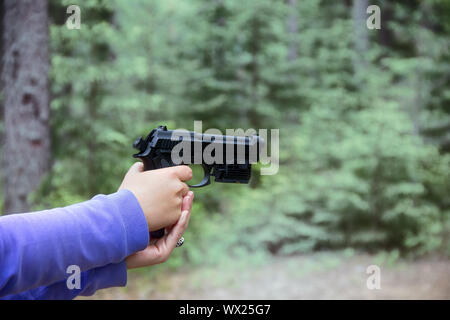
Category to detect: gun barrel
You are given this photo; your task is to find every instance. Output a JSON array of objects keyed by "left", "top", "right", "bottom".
[{"left": 134, "top": 126, "right": 264, "bottom": 165}]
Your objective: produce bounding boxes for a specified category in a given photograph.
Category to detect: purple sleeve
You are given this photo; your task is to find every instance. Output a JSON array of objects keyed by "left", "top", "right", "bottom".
[
  {"left": 0, "top": 262, "right": 127, "bottom": 300},
  {"left": 0, "top": 189, "right": 149, "bottom": 299}
]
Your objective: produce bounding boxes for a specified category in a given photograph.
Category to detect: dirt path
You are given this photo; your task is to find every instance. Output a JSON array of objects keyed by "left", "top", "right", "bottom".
[{"left": 82, "top": 253, "right": 450, "bottom": 300}]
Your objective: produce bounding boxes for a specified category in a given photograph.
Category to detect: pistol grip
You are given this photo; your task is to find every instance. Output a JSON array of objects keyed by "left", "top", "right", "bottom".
[{"left": 139, "top": 153, "right": 173, "bottom": 240}]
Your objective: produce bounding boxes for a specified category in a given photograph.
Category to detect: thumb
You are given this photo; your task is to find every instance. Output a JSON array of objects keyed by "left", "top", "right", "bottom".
[
  {"left": 127, "top": 162, "right": 144, "bottom": 175},
  {"left": 118, "top": 162, "right": 144, "bottom": 191},
  {"left": 119, "top": 162, "right": 144, "bottom": 191}
]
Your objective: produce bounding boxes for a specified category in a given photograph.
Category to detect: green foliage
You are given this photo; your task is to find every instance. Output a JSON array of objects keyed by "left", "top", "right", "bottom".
[{"left": 29, "top": 0, "right": 450, "bottom": 264}]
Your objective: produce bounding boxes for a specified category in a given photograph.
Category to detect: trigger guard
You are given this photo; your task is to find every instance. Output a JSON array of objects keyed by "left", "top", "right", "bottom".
[{"left": 187, "top": 164, "right": 212, "bottom": 188}]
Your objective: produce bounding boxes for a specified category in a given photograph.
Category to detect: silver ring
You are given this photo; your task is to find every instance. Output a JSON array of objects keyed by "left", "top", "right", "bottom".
[{"left": 176, "top": 236, "right": 184, "bottom": 247}]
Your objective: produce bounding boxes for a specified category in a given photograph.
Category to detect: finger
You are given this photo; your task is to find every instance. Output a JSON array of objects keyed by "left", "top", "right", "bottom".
[
  {"left": 128, "top": 162, "right": 144, "bottom": 174},
  {"left": 165, "top": 219, "right": 180, "bottom": 234},
  {"left": 165, "top": 225, "right": 175, "bottom": 234},
  {"left": 126, "top": 245, "right": 156, "bottom": 269},
  {"left": 181, "top": 192, "right": 193, "bottom": 212},
  {"left": 179, "top": 182, "right": 189, "bottom": 197},
  {"left": 188, "top": 191, "right": 194, "bottom": 211},
  {"left": 119, "top": 162, "right": 144, "bottom": 191},
  {"left": 183, "top": 207, "right": 192, "bottom": 228},
  {"left": 171, "top": 165, "right": 193, "bottom": 182},
  {"left": 165, "top": 210, "right": 189, "bottom": 249}
]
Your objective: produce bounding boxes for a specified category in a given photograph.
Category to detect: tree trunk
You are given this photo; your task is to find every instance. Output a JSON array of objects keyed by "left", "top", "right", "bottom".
[
  {"left": 1, "top": 0, "right": 51, "bottom": 214},
  {"left": 0, "top": 1, "right": 4, "bottom": 158}
]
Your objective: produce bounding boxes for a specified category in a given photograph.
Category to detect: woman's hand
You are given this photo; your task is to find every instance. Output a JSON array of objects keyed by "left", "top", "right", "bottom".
[
  {"left": 125, "top": 191, "right": 194, "bottom": 269},
  {"left": 119, "top": 162, "right": 192, "bottom": 232}
]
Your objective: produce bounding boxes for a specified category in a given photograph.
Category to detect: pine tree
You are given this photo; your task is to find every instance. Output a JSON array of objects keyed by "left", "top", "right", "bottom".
[{"left": 1, "top": 0, "right": 51, "bottom": 214}]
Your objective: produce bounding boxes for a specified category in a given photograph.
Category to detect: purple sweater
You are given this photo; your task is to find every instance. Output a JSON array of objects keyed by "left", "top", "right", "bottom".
[{"left": 0, "top": 189, "right": 149, "bottom": 299}]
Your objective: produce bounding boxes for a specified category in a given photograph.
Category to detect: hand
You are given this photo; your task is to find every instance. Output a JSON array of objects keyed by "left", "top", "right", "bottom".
[
  {"left": 126, "top": 191, "right": 194, "bottom": 269},
  {"left": 118, "top": 162, "right": 192, "bottom": 231}
]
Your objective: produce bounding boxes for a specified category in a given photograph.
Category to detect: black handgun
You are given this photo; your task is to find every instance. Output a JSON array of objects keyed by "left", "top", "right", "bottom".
[{"left": 132, "top": 125, "right": 263, "bottom": 238}]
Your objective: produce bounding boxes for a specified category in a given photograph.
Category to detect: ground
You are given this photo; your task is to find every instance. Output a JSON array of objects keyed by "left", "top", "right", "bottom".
[{"left": 80, "top": 252, "right": 450, "bottom": 300}]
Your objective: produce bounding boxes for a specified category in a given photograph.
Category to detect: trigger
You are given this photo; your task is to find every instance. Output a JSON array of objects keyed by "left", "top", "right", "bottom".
[{"left": 188, "top": 164, "right": 212, "bottom": 188}]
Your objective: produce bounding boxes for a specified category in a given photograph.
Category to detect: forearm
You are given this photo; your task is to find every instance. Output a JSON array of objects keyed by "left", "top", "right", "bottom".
[
  {"left": 1, "top": 262, "right": 127, "bottom": 300},
  {"left": 0, "top": 189, "right": 149, "bottom": 298}
]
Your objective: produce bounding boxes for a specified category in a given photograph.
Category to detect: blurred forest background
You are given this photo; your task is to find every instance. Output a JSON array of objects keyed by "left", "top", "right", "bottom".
[{"left": 1, "top": 0, "right": 449, "bottom": 299}]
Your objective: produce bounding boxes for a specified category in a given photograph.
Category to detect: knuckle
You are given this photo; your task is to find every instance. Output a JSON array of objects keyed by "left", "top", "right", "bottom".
[
  {"left": 170, "top": 180, "right": 181, "bottom": 192},
  {"left": 184, "top": 166, "right": 193, "bottom": 178},
  {"left": 177, "top": 182, "right": 185, "bottom": 191},
  {"left": 130, "top": 163, "right": 139, "bottom": 171},
  {"left": 175, "top": 182, "right": 188, "bottom": 195},
  {"left": 169, "top": 169, "right": 178, "bottom": 178}
]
